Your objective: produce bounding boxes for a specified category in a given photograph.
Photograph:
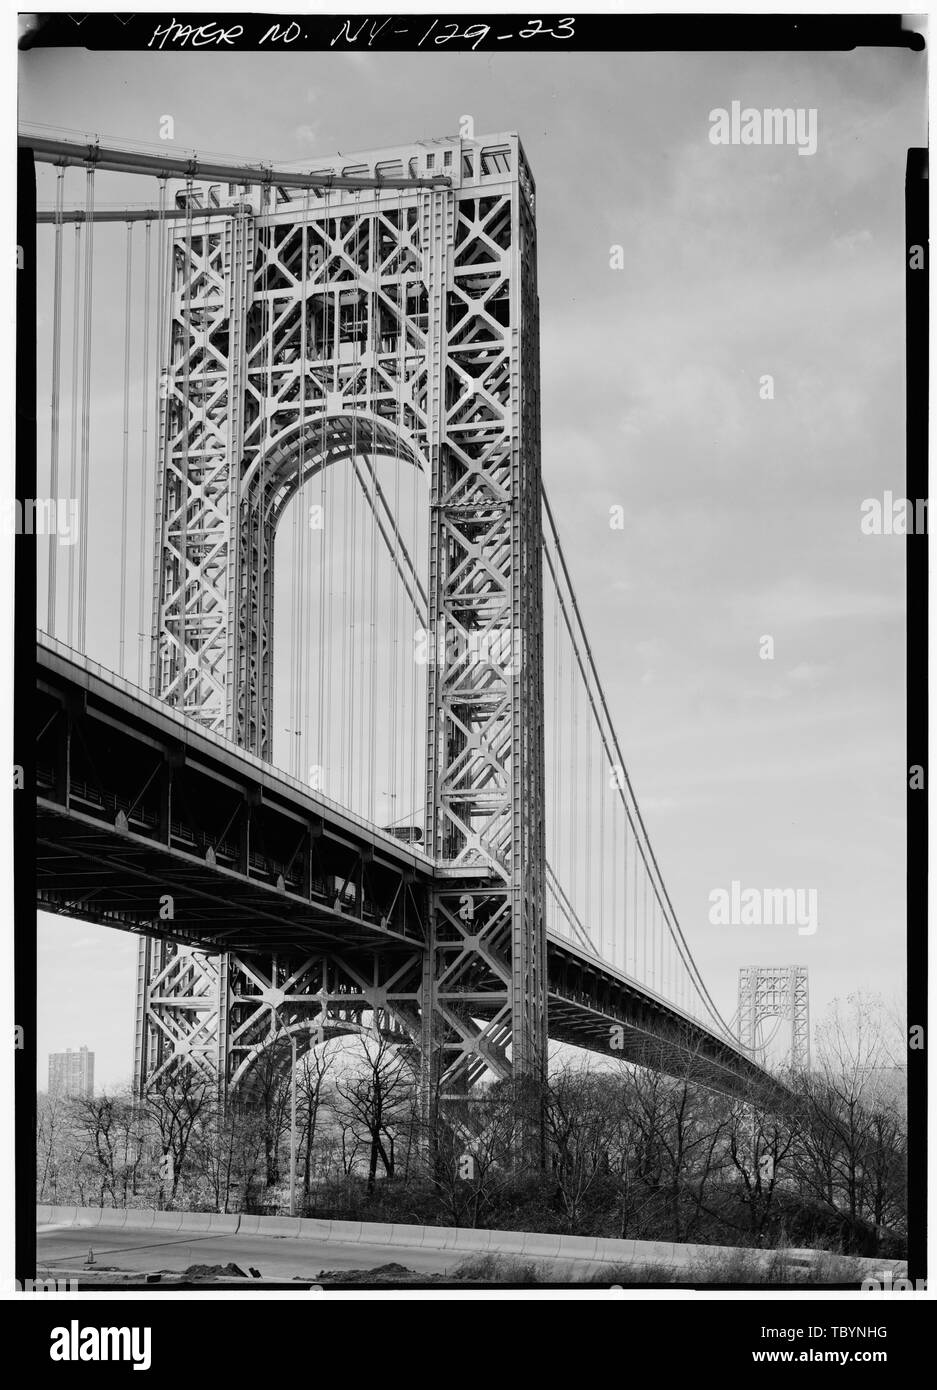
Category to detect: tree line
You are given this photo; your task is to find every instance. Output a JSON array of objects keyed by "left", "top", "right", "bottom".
[{"left": 36, "top": 993, "right": 906, "bottom": 1256}]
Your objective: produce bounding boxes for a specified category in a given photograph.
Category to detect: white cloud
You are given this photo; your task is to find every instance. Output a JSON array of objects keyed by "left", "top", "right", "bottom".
[{"left": 292, "top": 122, "right": 322, "bottom": 145}]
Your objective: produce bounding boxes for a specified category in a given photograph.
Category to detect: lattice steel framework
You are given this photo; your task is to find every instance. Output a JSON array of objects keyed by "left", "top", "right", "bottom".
[
  {"left": 137, "top": 133, "right": 546, "bottom": 1100},
  {"left": 737, "top": 965, "right": 810, "bottom": 1072},
  {"left": 135, "top": 941, "right": 423, "bottom": 1103}
]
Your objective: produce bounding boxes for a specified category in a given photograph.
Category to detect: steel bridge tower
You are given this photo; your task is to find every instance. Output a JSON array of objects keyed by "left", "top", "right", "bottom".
[
  {"left": 134, "top": 133, "right": 547, "bottom": 1105},
  {"left": 737, "top": 966, "right": 810, "bottom": 1072}
]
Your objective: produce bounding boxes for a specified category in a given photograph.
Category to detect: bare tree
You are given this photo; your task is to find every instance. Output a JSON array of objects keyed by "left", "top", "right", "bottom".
[
  {"left": 419, "top": 1074, "right": 534, "bottom": 1228},
  {"left": 863, "top": 1095, "right": 907, "bottom": 1232},
  {"left": 791, "top": 994, "right": 906, "bottom": 1238},
  {"left": 242, "top": 1041, "right": 294, "bottom": 1191},
  {"left": 72, "top": 1090, "right": 145, "bottom": 1207},
  {"left": 334, "top": 1030, "right": 413, "bottom": 1193},
  {"left": 141, "top": 1068, "right": 216, "bottom": 1208},
  {"left": 188, "top": 1102, "right": 268, "bottom": 1213},
  {"left": 294, "top": 1041, "right": 337, "bottom": 1206},
  {"left": 628, "top": 1061, "right": 732, "bottom": 1242},
  {"left": 545, "top": 1065, "right": 618, "bottom": 1231},
  {"left": 724, "top": 1094, "right": 797, "bottom": 1244},
  {"left": 37, "top": 1091, "right": 72, "bottom": 1203}
]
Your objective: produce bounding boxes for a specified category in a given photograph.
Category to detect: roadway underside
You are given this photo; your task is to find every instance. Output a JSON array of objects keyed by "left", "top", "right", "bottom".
[
  {"left": 35, "top": 636, "right": 787, "bottom": 1104},
  {"left": 37, "top": 800, "right": 425, "bottom": 958},
  {"left": 36, "top": 844, "right": 785, "bottom": 1103}
]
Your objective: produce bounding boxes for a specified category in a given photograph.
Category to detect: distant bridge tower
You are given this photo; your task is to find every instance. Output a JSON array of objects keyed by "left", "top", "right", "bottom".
[
  {"left": 737, "top": 966, "right": 810, "bottom": 1072},
  {"left": 135, "top": 132, "right": 546, "bottom": 1103}
]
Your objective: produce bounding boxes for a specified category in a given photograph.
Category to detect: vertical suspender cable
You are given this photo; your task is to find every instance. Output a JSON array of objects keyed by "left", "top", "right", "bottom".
[
  {"left": 321, "top": 190, "right": 333, "bottom": 788},
  {"left": 368, "top": 431, "right": 379, "bottom": 820},
  {"left": 366, "top": 210, "right": 379, "bottom": 821},
  {"left": 149, "top": 179, "right": 169, "bottom": 698},
  {"left": 148, "top": 183, "right": 169, "bottom": 700},
  {"left": 584, "top": 706, "right": 592, "bottom": 940},
  {"left": 393, "top": 196, "right": 406, "bottom": 827},
  {"left": 119, "top": 220, "right": 133, "bottom": 675},
  {"left": 344, "top": 229, "right": 354, "bottom": 803},
  {"left": 286, "top": 223, "right": 295, "bottom": 774},
  {"left": 645, "top": 889, "right": 653, "bottom": 989},
  {"left": 547, "top": 569, "right": 556, "bottom": 928},
  {"left": 542, "top": 493, "right": 733, "bottom": 1034},
  {"left": 350, "top": 205, "right": 363, "bottom": 812},
  {"left": 300, "top": 190, "right": 311, "bottom": 781},
  {"left": 67, "top": 223, "right": 82, "bottom": 646},
  {"left": 181, "top": 179, "right": 194, "bottom": 716},
  {"left": 629, "top": 818, "right": 636, "bottom": 977},
  {"left": 76, "top": 166, "right": 95, "bottom": 651},
  {"left": 599, "top": 724, "right": 606, "bottom": 957},
  {"left": 47, "top": 166, "right": 65, "bottom": 635},
  {"left": 639, "top": 856, "right": 645, "bottom": 978},
  {"left": 340, "top": 392, "right": 350, "bottom": 801},
  {"left": 410, "top": 191, "right": 423, "bottom": 833},
  {"left": 367, "top": 453, "right": 379, "bottom": 820},
  {"left": 287, "top": 210, "right": 306, "bottom": 778},
  {"left": 351, "top": 195, "right": 363, "bottom": 811},
  {"left": 655, "top": 899, "right": 660, "bottom": 989},
  {"left": 606, "top": 783, "right": 611, "bottom": 967},
  {"left": 318, "top": 195, "right": 330, "bottom": 786},
  {"left": 623, "top": 805, "right": 629, "bottom": 974},
  {"left": 137, "top": 219, "right": 152, "bottom": 689},
  {"left": 386, "top": 189, "right": 404, "bottom": 828},
  {"left": 289, "top": 396, "right": 299, "bottom": 770},
  {"left": 287, "top": 212, "right": 297, "bottom": 771},
  {"left": 657, "top": 899, "right": 662, "bottom": 990},
  {"left": 564, "top": 642, "right": 572, "bottom": 922},
  {"left": 557, "top": 562, "right": 565, "bottom": 905},
  {"left": 256, "top": 187, "right": 269, "bottom": 756}
]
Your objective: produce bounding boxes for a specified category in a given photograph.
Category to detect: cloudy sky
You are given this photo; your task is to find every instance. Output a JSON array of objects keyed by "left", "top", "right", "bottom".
[{"left": 22, "top": 42, "right": 924, "bottom": 1087}]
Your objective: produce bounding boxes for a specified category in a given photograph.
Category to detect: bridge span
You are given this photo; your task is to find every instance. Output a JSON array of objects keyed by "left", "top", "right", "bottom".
[{"left": 36, "top": 634, "right": 785, "bottom": 1103}]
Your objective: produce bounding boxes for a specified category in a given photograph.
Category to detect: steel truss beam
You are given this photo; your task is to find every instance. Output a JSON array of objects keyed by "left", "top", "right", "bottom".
[{"left": 36, "top": 637, "right": 785, "bottom": 1107}]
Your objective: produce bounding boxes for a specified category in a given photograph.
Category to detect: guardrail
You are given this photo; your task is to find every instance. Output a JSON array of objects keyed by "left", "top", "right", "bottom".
[{"left": 37, "top": 1206, "right": 905, "bottom": 1280}]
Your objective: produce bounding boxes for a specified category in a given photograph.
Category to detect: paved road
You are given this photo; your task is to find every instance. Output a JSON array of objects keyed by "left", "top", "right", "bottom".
[
  {"left": 37, "top": 1222, "right": 464, "bottom": 1280},
  {"left": 41, "top": 1220, "right": 895, "bottom": 1286}
]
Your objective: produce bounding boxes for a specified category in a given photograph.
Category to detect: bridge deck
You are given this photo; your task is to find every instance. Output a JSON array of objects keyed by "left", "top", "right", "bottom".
[{"left": 34, "top": 635, "right": 785, "bottom": 1102}]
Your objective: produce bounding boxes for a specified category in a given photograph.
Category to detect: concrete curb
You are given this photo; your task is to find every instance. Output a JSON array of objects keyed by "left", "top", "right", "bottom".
[
  {"left": 125, "top": 1209, "right": 157, "bottom": 1230},
  {"left": 207, "top": 1214, "right": 240, "bottom": 1234},
  {"left": 151, "top": 1211, "right": 185, "bottom": 1232},
  {"left": 36, "top": 1205, "right": 905, "bottom": 1278},
  {"left": 73, "top": 1208, "right": 105, "bottom": 1227}
]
